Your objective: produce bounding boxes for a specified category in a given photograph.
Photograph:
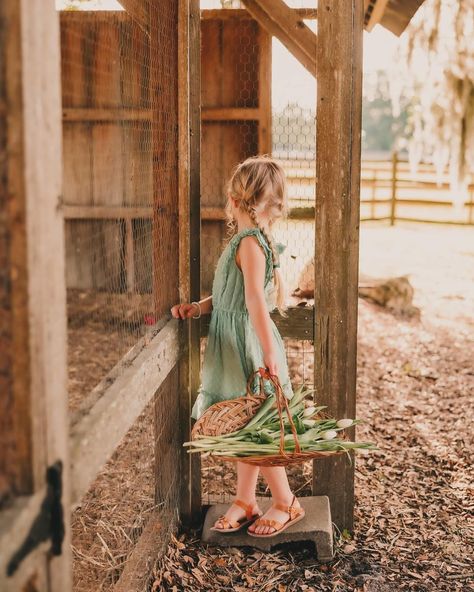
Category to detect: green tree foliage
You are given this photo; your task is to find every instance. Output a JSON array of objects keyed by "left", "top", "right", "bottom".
[{"left": 362, "top": 70, "right": 408, "bottom": 154}]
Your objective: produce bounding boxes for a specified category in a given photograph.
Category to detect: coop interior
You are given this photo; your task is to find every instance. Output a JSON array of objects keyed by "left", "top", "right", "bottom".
[
  {"left": 58, "top": 3, "right": 320, "bottom": 590},
  {"left": 61, "top": 7, "right": 181, "bottom": 591}
]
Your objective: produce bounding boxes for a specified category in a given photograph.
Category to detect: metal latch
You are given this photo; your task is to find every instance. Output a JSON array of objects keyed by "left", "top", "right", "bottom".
[{"left": 7, "top": 460, "right": 65, "bottom": 576}]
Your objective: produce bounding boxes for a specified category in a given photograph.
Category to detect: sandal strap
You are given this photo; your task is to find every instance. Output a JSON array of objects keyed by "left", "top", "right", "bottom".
[
  {"left": 217, "top": 514, "right": 240, "bottom": 529},
  {"left": 273, "top": 494, "right": 300, "bottom": 516},
  {"left": 233, "top": 498, "right": 254, "bottom": 521},
  {"left": 254, "top": 517, "right": 283, "bottom": 530}
]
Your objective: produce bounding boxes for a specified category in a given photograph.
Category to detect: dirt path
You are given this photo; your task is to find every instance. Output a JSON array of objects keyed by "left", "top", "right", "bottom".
[{"left": 154, "top": 223, "right": 474, "bottom": 592}]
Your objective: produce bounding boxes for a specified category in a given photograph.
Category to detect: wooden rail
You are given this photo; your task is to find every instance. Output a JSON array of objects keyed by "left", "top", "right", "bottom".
[{"left": 69, "top": 317, "right": 180, "bottom": 505}]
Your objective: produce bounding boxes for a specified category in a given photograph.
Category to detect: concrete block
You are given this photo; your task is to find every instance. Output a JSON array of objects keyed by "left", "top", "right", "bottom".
[{"left": 201, "top": 495, "right": 334, "bottom": 562}]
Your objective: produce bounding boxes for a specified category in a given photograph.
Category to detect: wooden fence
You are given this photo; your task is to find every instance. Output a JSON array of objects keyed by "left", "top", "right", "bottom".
[
  {"left": 361, "top": 153, "right": 474, "bottom": 225},
  {"left": 296, "top": 155, "right": 474, "bottom": 225},
  {"left": 201, "top": 154, "right": 474, "bottom": 227}
]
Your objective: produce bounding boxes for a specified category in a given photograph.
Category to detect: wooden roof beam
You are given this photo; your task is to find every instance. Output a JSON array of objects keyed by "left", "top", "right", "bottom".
[
  {"left": 201, "top": 8, "right": 318, "bottom": 20},
  {"left": 364, "top": 0, "right": 426, "bottom": 36},
  {"left": 241, "top": 0, "right": 317, "bottom": 78},
  {"left": 364, "top": 0, "right": 389, "bottom": 31}
]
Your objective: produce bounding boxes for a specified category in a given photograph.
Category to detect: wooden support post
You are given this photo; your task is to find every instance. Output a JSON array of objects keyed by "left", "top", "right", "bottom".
[
  {"left": 390, "top": 150, "right": 398, "bottom": 225},
  {"left": 149, "top": 0, "right": 182, "bottom": 514},
  {"left": 124, "top": 218, "right": 135, "bottom": 293},
  {"left": 241, "top": 0, "right": 317, "bottom": 77},
  {"left": 313, "top": 0, "right": 363, "bottom": 534},
  {"left": 0, "top": 1, "right": 71, "bottom": 590},
  {"left": 469, "top": 187, "right": 474, "bottom": 225},
  {"left": 258, "top": 26, "right": 272, "bottom": 154},
  {"left": 178, "top": 0, "right": 202, "bottom": 527},
  {"left": 371, "top": 170, "right": 377, "bottom": 219}
]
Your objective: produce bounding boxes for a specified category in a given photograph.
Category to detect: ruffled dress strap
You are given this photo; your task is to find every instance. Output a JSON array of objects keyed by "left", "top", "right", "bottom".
[{"left": 229, "top": 228, "right": 274, "bottom": 287}]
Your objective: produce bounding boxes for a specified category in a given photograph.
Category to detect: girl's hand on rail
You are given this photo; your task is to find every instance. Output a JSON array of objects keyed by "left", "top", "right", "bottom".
[{"left": 170, "top": 302, "right": 199, "bottom": 319}]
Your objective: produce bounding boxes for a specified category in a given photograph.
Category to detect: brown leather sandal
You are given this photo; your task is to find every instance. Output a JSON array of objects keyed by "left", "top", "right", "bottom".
[
  {"left": 247, "top": 494, "right": 305, "bottom": 538},
  {"left": 210, "top": 499, "right": 263, "bottom": 533}
]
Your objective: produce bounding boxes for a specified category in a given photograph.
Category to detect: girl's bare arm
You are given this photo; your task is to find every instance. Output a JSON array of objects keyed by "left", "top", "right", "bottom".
[
  {"left": 198, "top": 295, "right": 213, "bottom": 315},
  {"left": 237, "top": 237, "right": 278, "bottom": 372}
]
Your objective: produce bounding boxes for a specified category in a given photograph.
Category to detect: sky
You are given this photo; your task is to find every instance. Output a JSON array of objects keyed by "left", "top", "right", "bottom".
[
  {"left": 56, "top": 0, "right": 400, "bottom": 111},
  {"left": 272, "top": 24, "right": 399, "bottom": 110}
]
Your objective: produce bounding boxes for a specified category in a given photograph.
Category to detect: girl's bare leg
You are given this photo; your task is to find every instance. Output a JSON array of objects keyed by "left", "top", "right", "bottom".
[
  {"left": 247, "top": 466, "right": 302, "bottom": 535},
  {"left": 213, "top": 461, "right": 262, "bottom": 529}
]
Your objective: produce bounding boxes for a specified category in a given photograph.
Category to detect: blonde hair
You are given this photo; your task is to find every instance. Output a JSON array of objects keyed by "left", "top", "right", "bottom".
[{"left": 224, "top": 154, "right": 289, "bottom": 317}]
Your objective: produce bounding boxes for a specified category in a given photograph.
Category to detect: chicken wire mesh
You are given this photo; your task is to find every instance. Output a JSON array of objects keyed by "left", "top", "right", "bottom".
[
  {"left": 199, "top": 4, "right": 317, "bottom": 506},
  {"left": 58, "top": 2, "right": 181, "bottom": 590}
]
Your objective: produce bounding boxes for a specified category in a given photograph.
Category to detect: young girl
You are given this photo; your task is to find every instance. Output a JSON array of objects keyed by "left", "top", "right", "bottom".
[{"left": 171, "top": 155, "right": 305, "bottom": 537}]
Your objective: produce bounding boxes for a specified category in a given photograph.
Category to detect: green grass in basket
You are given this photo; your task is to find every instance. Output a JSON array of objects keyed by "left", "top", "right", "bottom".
[{"left": 183, "top": 384, "right": 379, "bottom": 466}]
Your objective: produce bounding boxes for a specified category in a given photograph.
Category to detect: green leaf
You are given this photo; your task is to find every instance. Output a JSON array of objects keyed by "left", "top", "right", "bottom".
[{"left": 341, "top": 528, "right": 352, "bottom": 540}]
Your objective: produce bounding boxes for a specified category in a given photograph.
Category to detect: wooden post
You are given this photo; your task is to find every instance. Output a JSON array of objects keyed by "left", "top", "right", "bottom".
[
  {"left": 124, "top": 218, "right": 135, "bottom": 293},
  {"left": 0, "top": 1, "right": 71, "bottom": 590},
  {"left": 149, "top": 0, "right": 182, "bottom": 512},
  {"left": 241, "top": 0, "right": 317, "bottom": 77},
  {"left": 258, "top": 26, "right": 272, "bottom": 154},
  {"left": 313, "top": 0, "right": 363, "bottom": 534},
  {"left": 371, "top": 169, "right": 376, "bottom": 219},
  {"left": 177, "top": 0, "right": 202, "bottom": 527},
  {"left": 467, "top": 185, "right": 473, "bottom": 225},
  {"left": 390, "top": 150, "right": 398, "bottom": 225}
]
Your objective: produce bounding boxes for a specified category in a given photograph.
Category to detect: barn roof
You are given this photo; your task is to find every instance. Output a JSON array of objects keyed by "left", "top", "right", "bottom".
[{"left": 364, "top": 0, "right": 427, "bottom": 36}]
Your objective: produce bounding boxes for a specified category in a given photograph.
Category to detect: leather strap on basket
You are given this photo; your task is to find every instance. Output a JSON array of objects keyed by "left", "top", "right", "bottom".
[
  {"left": 258, "top": 367, "right": 301, "bottom": 456},
  {"left": 245, "top": 368, "right": 265, "bottom": 414}
]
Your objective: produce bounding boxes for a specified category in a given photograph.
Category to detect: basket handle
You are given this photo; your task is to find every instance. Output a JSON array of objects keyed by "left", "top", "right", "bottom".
[
  {"left": 256, "top": 367, "right": 301, "bottom": 456},
  {"left": 245, "top": 368, "right": 266, "bottom": 398}
]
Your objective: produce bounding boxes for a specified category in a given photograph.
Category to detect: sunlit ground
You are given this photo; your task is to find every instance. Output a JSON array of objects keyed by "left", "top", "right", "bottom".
[{"left": 358, "top": 221, "right": 474, "bottom": 332}]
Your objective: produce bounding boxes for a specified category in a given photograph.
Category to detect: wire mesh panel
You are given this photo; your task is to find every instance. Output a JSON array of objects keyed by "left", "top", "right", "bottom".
[
  {"left": 200, "top": 9, "right": 270, "bottom": 291},
  {"left": 58, "top": 3, "right": 182, "bottom": 590},
  {"left": 199, "top": 4, "right": 317, "bottom": 505}
]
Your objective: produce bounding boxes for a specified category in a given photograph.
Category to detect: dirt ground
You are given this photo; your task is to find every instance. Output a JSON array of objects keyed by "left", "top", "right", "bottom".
[{"left": 153, "top": 222, "right": 474, "bottom": 592}]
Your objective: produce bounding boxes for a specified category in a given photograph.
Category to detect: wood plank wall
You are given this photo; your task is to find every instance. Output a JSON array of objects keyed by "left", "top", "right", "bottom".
[
  {"left": 60, "top": 11, "right": 270, "bottom": 296},
  {"left": 201, "top": 14, "right": 271, "bottom": 292},
  {"left": 60, "top": 11, "right": 152, "bottom": 292}
]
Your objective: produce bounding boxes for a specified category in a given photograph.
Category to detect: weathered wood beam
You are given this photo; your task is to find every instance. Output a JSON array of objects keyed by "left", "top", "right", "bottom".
[
  {"left": 200, "top": 306, "right": 314, "bottom": 341},
  {"left": 202, "top": 107, "right": 260, "bottom": 121},
  {"left": 258, "top": 25, "right": 272, "bottom": 154},
  {"left": 177, "top": 0, "right": 202, "bottom": 528},
  {"left": 69, "top": 318, "right": 180, "bottom": 505},
  {"left": 364, "top": 0, "right": 389, "bottom": 31},
  {"left": 113, "top": 511, "right": 173, "bottom": 592},
  {"left": 61, "top": 205, "right": 151, "bottom": 219},
  {"left": 241, "top": 0, "right": 317, "bottom": 78},
  {"left": 378, "top": 0, "right": 426, "bottom": 37},
  {"left": 60, "top": 204, "right": 318, "bottom": 221},
  {"left": 63, "top": 108, "right": 151, "bottom": 122},
  {"left": 312, "top": 0, "right": 364, "bottom": 533},
  {"left": 0, "top": 0, "right": 71, "bottom": 589},
  {"left": 201, "top": 8, "right": 318, "bottom": 20}
]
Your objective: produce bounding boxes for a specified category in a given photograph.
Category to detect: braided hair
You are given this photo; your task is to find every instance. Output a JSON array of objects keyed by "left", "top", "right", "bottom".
[{"left": 224, "top": 155, "right": 289, "bottom": 317}]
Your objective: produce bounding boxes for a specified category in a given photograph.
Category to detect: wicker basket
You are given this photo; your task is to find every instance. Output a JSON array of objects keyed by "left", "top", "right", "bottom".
[
  {"left": 191, "top": 368, "right": 268, "bottom": 438},
  {"left": 192, "top": 367, "right": 349, "bottom": 467}
]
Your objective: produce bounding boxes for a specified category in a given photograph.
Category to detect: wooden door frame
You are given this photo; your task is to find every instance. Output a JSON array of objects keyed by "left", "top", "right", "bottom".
[
  {"left": 177, "top": 0, "right": 202, "bottom": 527},
  {"left": 0, "top": 1, "right": 71, "bottom": 590}
]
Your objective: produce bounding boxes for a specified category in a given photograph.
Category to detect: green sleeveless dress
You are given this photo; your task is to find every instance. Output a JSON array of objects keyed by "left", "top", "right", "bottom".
[{"left": 191, "top": 227, "right": 294, "bottom": 421}]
